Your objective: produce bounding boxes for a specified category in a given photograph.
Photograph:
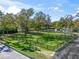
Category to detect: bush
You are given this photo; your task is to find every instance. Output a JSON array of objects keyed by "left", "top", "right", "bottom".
[{"left": 0, "top": 28, "right": 17, "bottom": 34}]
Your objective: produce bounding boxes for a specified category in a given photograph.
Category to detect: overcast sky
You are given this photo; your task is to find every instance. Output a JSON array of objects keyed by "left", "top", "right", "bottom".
[{"left": 0, "top": 0, "right": 79, "bottom": 21}]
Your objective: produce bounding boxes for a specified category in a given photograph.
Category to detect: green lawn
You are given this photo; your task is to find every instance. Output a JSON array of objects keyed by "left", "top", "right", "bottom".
[{"left": 2, "top": 32, "right": 72, "bottom": 59}]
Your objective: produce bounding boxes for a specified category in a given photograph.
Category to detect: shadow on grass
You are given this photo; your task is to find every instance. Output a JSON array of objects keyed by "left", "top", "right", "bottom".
[{"left": 28, "top": 31, "right": 44, "bottom": 36}]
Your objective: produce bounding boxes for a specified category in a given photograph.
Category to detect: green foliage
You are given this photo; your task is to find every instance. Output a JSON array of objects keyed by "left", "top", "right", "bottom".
[
  {"left": 3, "top": 32, "right": 70, "bottom": 51},
  {"left": 2, "top": 32, "right": 72, "bottom": 59}
]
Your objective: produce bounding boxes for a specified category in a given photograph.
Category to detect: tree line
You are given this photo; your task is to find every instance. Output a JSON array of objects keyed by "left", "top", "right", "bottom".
[
  {"left": 0, "top": 8, "right": 51, "bottom": 34},
  {"left": 52, "top": 14, "right": 79, "bottom": 32},
  {"left": 0, "top": 8, "right": 79, "bottom": 34}
]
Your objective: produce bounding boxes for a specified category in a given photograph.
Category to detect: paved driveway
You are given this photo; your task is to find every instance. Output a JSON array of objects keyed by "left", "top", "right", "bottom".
[{"left": 0, "top": 44, "right": 30, "bottom": 59}]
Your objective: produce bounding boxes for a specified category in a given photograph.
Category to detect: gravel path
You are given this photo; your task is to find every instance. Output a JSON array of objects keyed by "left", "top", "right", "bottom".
[{"left": 53, "top": 37, "right": 79, "bottom": 59}]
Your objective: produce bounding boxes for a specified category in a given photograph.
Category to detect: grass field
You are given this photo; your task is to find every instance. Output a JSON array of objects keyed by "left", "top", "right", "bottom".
[{"left": 2, "top": 32, "right": 72, "bottom": 59}]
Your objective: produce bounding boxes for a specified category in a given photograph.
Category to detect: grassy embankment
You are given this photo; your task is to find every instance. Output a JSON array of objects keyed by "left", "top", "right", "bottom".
[{"left": 1, "top": 32, "right": 72, "bottom": 59}]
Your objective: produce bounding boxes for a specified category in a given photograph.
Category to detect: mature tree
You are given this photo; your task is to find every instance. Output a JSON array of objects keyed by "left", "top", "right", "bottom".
[
  {"left": 74, "top": 12, "right": 79, "bottom": 28},
  {"left": 0, "top": 11, "right": 3, "bottom": 17},
  {"left": 74, "top": 19, "right": 79, "bottom": 28},
  {"left": 28, "top": 19, "right": 36, "bottom": 29},
  {"left": 16, "top": 8, "right": 34, "bottom": 34},
  {"left": 51, "top": 21, "right": 61, "bottom": 29},
  {"left": 76, "top": 12, "right": 79, "bottom": 17},
  {"left": 26, "top": 8, "right": 34, "bottom": 19},
  {"left": 59, "top": 15, "right": 74, "bottom": 28},
  {"left": 0, "top": 13, "right": 16, "bottom": 34},
  {"left": 45, "top": 14, "right": 51, "bottom": 29},
  {"left": 0, "top": 11, "right": 4, "bottom": 28},
  {"left": 34, "top": 11, "right": 46, "bottom": 31}
]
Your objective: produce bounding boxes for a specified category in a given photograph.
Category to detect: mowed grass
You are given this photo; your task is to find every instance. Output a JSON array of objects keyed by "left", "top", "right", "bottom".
[{"left": 2, "top": 32, "right": 71, "bottom": 59}]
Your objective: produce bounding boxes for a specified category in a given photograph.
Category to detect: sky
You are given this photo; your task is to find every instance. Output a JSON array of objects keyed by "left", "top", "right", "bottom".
[{"left": 0, "top": 0, "right": 79, "bottom": 21}]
